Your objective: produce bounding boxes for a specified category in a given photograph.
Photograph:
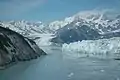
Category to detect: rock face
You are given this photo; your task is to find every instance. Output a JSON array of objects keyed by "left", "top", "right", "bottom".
[
  {"left": 51, "top": 23, "right": 120, "bottom": 44},
  {"left": 51, "top": 25, "right": 100, "bottom": 43},
  {"left": 0, "top": 26, "right": 46, "bottom": 69}
]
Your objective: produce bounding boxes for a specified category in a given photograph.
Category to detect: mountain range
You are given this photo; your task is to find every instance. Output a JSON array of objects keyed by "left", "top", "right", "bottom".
[{"left": 0, "top": 10, "right": 120, "bottom": 44}]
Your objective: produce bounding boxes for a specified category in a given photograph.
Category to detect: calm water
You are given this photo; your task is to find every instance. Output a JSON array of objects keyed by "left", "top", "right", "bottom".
[{"left": 0, "top": 46, "right": 120, "bottom": 80}]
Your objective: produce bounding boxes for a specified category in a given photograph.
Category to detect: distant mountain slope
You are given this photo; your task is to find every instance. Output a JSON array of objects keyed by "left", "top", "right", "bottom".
[
  {"left": 0, "top": 21, "right": 46, "bottom": 37},
  {"left": 51, "top": 25, "right": 100, "bottom": 43}
]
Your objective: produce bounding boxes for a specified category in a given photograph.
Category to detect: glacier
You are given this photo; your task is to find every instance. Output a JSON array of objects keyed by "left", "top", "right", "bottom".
[
  {"left": 34, "top": 33, "right": 55, "bottom": 46},
  {"left": 62, "top": 37, "right": 120, "bottom": 59}
]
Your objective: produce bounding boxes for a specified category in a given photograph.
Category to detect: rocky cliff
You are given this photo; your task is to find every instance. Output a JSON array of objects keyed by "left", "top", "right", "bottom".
[{"left": 0, "top": 26, "right": 46, "bottom": 69}]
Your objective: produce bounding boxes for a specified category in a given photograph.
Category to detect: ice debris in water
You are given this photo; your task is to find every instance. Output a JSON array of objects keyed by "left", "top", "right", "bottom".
[
  {"left": 100, "top": 69, "right": 105, "bottom": 72},
  {"left": 68, "top": 72, "right": 74, "bottom": 78},
  {"left": 117, "top": 78, "right": 120, "bottom": 80},
  {"left": 62, "top": 37, "right": 120, "bottom": 59}
]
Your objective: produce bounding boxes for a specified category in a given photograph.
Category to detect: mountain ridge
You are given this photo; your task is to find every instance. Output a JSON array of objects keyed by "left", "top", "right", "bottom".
[{"left": 0, "top": 10, "right": 120, "bottom": 44}]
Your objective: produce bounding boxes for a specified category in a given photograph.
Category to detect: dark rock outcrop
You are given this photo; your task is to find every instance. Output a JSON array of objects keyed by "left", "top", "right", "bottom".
[
  {"left": 0, "top": 26, "right": 46, "bottom": 69},
  {"left": 51, "top": 23, "right": 120, "bottom": 44},
  {"left": 51, "top": 25, "right": 100, "bottom": 43}
]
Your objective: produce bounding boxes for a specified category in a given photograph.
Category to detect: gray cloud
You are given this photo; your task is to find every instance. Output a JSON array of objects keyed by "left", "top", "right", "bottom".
[{"left": 0, "top": 0, "right": 46, "bottom": 16}]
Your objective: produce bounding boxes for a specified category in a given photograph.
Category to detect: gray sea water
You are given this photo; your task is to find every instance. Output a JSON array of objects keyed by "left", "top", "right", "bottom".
[{"left": 0, "top": 46, "right": 120, "bottom": 80}]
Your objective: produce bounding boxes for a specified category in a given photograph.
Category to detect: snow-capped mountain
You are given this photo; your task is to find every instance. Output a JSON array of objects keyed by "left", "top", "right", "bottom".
[
  {"left": 49, "top": 11, "right": 120, "bottom": 43},
  {"left": 0, "top": 10, "right": 120, "bottom": 44},
  {"left": 0, "top": 20, "right": 47, "bottom": 38},
  {"left": 47, "top": 10, "right": 120, "bottom": 34}
]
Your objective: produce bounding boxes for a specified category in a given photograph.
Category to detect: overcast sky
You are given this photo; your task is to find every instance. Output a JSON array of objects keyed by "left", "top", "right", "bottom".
[{"left": 0, "top": 0, "right": 120, "bottom": 22}]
